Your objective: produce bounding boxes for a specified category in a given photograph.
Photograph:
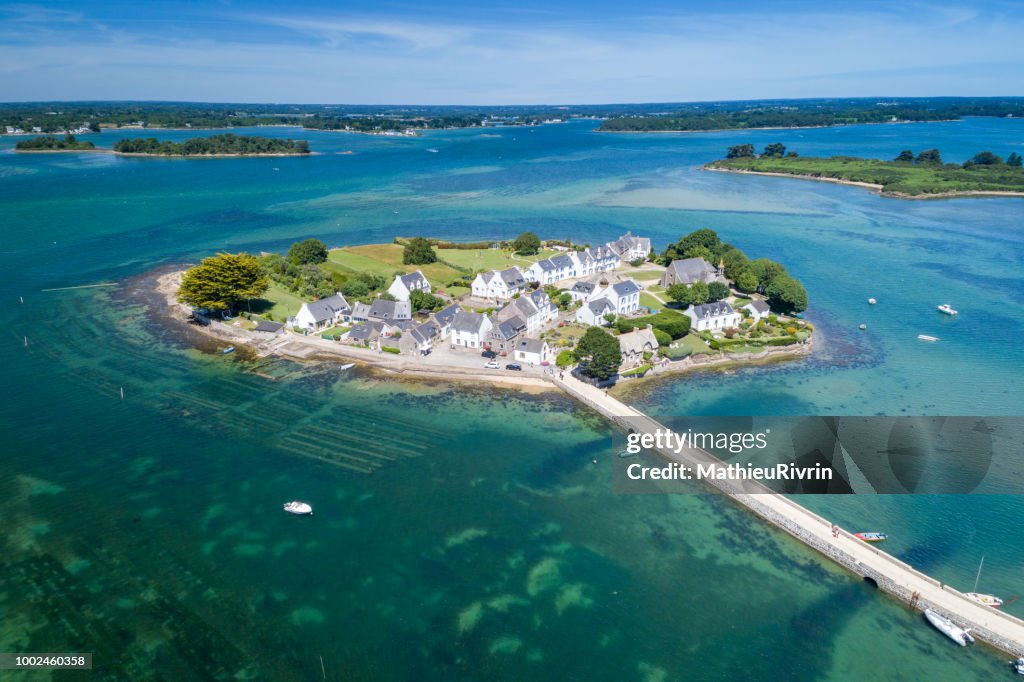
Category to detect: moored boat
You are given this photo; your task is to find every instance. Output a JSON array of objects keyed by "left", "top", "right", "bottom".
[
  {"left": 618, "top": 449, "right": 637, "bottom": 458},
  {"left": 917, "top": 335, "right": 939, "bottom": 342},
  {"left": 339, "top": 363, "right": 355, "bottom": 370},
  {"left": 283, "top": 501, "right": 313, "bottom": 515},
  {"left": 965, "top": 592, "right": 1003, "bottom": 608},
  {"left": 1012, "top": 657, "right": 1024, "bottom": 675},
  {"left": 937, "top": 304, "right": 958, "bottom": 316},
  {"left": 854, "top": 532, "right": 888, "bottom": 543},
  {"left": 868, "top": 297, "right": 877, "bottom": 305},
  {"left": 924, "top": 609, "right": 974, "bottom": 646},
  {"left": 222, "top": 346, "right": 235, "bottom": 354}
]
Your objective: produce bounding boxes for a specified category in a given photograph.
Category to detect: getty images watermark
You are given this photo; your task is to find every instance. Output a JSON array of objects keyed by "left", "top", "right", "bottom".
[{"left": 611, "top": 416, "right": 1023, "bottom": 495}]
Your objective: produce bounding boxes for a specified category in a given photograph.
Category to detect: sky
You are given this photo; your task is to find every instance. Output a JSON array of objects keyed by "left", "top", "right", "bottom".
[{"left": 1, "top": 0, "right": 1022, "bottom": 104}]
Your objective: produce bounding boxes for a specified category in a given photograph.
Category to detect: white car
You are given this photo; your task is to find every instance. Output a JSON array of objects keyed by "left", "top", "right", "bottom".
[{"left": 485, "top": 360, "right": 500, "bottom": 369}]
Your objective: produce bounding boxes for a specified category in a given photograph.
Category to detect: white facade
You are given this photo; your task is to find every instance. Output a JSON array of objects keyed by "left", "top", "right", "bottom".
[
  {"left": 387, "top": 270, "right": 432, "bottom": 302},
  {"left": 451, "top": 312, "right": 493, "bottom": 348},
  {"left": 685, "top": 302, "right": 741, "bottom": 332},
  {"left": 293, "top": 293, "right": 351, "bottom": 332},
  {"left": 514, "top": 339, "right": 551, "bottom": 366},
  {"left": 471, "top": 267, "right": 527, "bottom": 301}
]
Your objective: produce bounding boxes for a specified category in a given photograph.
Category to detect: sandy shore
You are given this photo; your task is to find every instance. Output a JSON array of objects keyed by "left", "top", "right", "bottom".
[{"left": 704, "top": 166, "right": 1024, "bottom": 200}]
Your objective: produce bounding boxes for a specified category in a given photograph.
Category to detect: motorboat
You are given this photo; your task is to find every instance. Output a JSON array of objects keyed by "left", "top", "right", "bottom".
[
  {"left": 859, "top": 324, "right": 867, "bottom": 330},
  {"left": 854, "top": 532, "right": 888, "bottom": 543},
  {"left": 1012, "top": 657, "right": 1024, "bottom": 675},
  {"left": 222, "top": 346, "right": 235, "bottom": 354},
  {"left": 937, "top": 304, "right": 958, "bottom": 316},
  {"left": 965, "top": 592, "right": 1003, "bottom": 608},
  {"left": 339, "top": 363, "right": 355, "bottom": 371},
  {"left": 868, "top": 298, "right": 877, "bottom": 305},
  {"left": 917, "top": 335, "right": 939, "bottom": 342},
  {"left": 617, "top": 449, "right": 637, "bottom": 458},
  {"left": 283, "top": 501, "right": 313, "bottom": 515},
  {"left": 924, "top": 609, "right": 974, "bottom": 646}
]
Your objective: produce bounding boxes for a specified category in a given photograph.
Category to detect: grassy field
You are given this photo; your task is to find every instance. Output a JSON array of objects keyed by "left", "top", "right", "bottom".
[
  {"left": 639, "top": 292, "right": 663, "bottom": 311},
  {"left": 628, "top": 269, "right": 666, "bottom": 281},
  {"left": 708, "top": 156, "right": 1024, "bottom": 196},
  {"left": 675, "top": 333, "right": 712, "bottom": 355},
  {"left": 328, "top": 244, "right": 463, "bottom": 286},
  {"left": 252, "top": 282, "right": 306, "bottom": 320},
  {"left": 437, "top": 247, "right": 557, "bottom": 270}
]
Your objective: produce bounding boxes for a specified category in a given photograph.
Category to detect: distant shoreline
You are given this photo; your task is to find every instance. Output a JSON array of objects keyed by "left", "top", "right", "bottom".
[
  {"left": 704, "top": 166, "right": 1024, "bottom": 200},
  {"left": 14, "top": 148, "right": 316, "bottom": 158},
  {"left": 597, "top": 119, "right": 959, "bottom": 135}
]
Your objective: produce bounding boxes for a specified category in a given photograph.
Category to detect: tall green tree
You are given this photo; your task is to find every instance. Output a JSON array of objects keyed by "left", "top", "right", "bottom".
[
  {"left": 748, "top": 258, "right": 787, "bottom": 291},
  {"left": 916, "top": 149, "right": 942, "bottom": 165},
  {"left": 735, "top": 269, "right": 759, "bottom": 293},
  {"left": 574, "top": 328, "right": 622, "bottom": 380},
  {"left": 178, "top": 253, "right": 268, "bottom": 312},
  {"left": 1008, "top": 152, "right": 1023, "bottom": 167},
  {"left": 689, "top": 281, "right": 710, "bottom": 305},
  {"left": 763, "top": 142, "right": 787, "bottom": 157},
  {"left": 288, "top": 238, "right": 328, "bottom": 265},
  {"left": 403, "top": 237, "right": 438, "bottom": 265},
  {"left": 512, "top": 231, "right": 542, "bottom": 255},
  {"left": 666, "top": 283, "right": 692, "bottom": 305},
  {"left": 964, "top": 151, "right": 1002, "bottom": 167},
  {"left": 765, "top": 275, "right": 808, "bottom": 313},
  {"left": 707, "top": 281, "right": 730, "bottom": 302}
]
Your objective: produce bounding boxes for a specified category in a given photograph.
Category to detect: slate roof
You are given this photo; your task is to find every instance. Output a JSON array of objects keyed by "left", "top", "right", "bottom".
[
  {"left": 254, "top": 320, "right": 284, "bottom": 333},
  {"left": 368, "top": 298, "right": 412, "bottom": 321},
  {"left": 498, "top": 267, "right": 526, "bottom": 288},
  {"left": 432, "top": 303, "right": 461, "bottom": 327},
  {"left": 397, "top": 270, "right": 429, "bottom": 288},
  {"left": 550, "top": 254, "right": 573, "bottom": 269},
  {"left": 348, "top": 321, "right": 384, "bottom": 340},
  {"left": 351, "top": 302, "right": 371, "bottom": 320},
  {"left": 666, "top": 258, "right": 718, "bottom": 285},
  {"left": 690, "top": 301, "right": 736, "bottom": 318},
  {"left": 528, "top": 289, "right": 552, "bottom": 308},
  {"left": 612, "top": 280, "right": 641, "bottom": 297},
  {"left": 588, "top": 298, "right": 614, "bottom": 314},
  {"left": 452, "top": 311, "right": 488, "bottom": 334},
  {"left": 302, "top": 293, "right": 351, "bottom": 323},
  {"left": 492, "top": 317, "right": 527, "bottom": 340},
  {"left": 516, "top": 338, "right": 546, "bottom": 355},
  {"left": 744, "top": 299, "right": 770, "bottom": 314}
]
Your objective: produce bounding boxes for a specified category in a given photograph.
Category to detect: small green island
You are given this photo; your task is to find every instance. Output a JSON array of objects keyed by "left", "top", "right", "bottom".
[
  {"left": 113, "top": 133, "right": 310, "bottom": 156},
  {"left": 15, "top": 134, "right": 96, "bottom": 151},
  {"left": 706, "top": 143, "right": 1024, "bottom": 198}
]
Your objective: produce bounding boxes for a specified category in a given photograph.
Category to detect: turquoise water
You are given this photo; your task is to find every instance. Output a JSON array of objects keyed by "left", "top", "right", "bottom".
[{"left": 1, "top": 119, "right": 1022, "bottom": 679}]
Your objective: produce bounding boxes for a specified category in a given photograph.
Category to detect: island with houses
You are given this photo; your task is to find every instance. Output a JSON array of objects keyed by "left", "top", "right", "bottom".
[{"left": 164, "top": 228, "right": 812, "bottom": 388}]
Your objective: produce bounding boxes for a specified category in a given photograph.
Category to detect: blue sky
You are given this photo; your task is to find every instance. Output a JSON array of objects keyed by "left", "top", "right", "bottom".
[{"left": 1, "top": 1, "right": 1022, "bottom": 104}]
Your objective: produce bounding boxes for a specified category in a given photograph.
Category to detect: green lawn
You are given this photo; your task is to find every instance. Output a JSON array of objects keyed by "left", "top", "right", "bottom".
[
  {"left": 639, "top": 292, "right": 663, "bottom": 311},
  {"left": 709, "top": 156, "right": 1024, "bottom": 196},
  {"left": 439, "top": 285, "right": 470, "bottom": 298},
  {"left": 675, "top": 333, "right": 712, "bottom": 355},
  {"left": 329, "top": 244, "right": 463, "bottom": 287},
  {"left": 437, "top": 247, "right": 557, "bottom": 271},
  {"left": 252, "top": 282, "right": 306, "bottom": 320},
  {"left": 628, "top": 269, "right": 666, "bottom": 281}
]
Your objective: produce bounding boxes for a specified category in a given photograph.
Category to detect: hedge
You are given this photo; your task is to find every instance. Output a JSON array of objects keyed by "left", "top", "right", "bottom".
[
  {"left": 617, "top": 310, "right": 691, "bottom": 339},
  {"left": 381, "top": 346, "right": 401, "bottom": 354},
  {"left": 621, "top": 364, "right": 652, "bottom": 377}
]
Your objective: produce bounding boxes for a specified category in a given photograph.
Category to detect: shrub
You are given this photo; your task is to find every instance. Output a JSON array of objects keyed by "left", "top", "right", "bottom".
[
  {"left": 556, "top": 349, "right": 574, "bottom": 368},
  {"left": 381, "top": 346, "right": 401, "bottom": 354},
  {"left": 621, "top": 364, "right": 652, "bottom": 377},
  {"left": 652, "top": 328, "right": 672, "bottom": 347},
  {"left": 724, "top": 327, "right": 737, "bottom": 338},
  {"left": 786, "top": 326, "right": 797, "bottom": 335}
]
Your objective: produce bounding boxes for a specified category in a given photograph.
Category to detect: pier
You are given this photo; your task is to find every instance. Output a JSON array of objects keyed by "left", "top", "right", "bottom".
[{"left": 552, "top": 372, "right": 1024, "bottom": 657}]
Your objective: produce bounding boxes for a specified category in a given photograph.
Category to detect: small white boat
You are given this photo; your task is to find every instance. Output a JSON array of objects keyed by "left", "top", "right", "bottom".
[
  {"left": 283, "top": 501, "right": 313, "bottom": 515},
  {"left": 222, "top": 346, "right": 235, "bottom": 354},
  {"left": 1012, "top": 657, "right": 1024, "bottom": 675},
  {"left": 859, "top": 324, "right": 867, "bottom": 330},
  {"left": 937, "top": 304, "right": 958, "bottom": 316},
  {"left": 426, "top": 148, "right": 439, "bottom": 153},
  {"left": 868, "top": 298, "right": 877, "bottom": 305},
  {"left": 339, "top": 363, "right": 355, "bottom": 371},
  {"left": 924, "top": 609, "right": 974, "bottom": 646},
  {"left": 917, "top": 335, "right": 939, "bottom": 342}
]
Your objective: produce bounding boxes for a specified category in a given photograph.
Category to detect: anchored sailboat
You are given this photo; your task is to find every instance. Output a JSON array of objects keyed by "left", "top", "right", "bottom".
[{"left": 965, "top": 556, "right": 1003, "bottom": 608}]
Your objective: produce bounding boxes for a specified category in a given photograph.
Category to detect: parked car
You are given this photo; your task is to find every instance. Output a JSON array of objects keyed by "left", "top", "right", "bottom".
[
  {"left": 481, "top": 350, "right": 497, "bottom": 358},
  {"left": 505, "top": 363, "right": 522, "bottom": 371},
  {"left": 485, "top": 360, "right": 500, "bottom": 369}
]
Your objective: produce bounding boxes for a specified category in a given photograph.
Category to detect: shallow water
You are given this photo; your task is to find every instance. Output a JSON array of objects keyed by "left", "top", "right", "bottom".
[{"left": 1, "top": 118, "right": 1022, "bottom": 679}]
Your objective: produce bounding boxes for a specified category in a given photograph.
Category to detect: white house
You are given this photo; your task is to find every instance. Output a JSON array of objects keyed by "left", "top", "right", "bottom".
[
  {"left": 607, "top": 231, "right": 652, "bottom": 262},
  {"left": 742, "top": 299, "right": 771, "bottom": 323},
  {"left": 685, "top": 301, "right": 741, "bottom": 332},
  {"left": 451, "top": 311, "right": 493, "bottom": 349},
  {"left": 471, "top": 267, "right": 528, "bottom": 301},
  {"left": 575, "top": 279, "right": 642, "bottom": 325},
  {"left": 586, "top": 245, "right": 620, "bottom": 273},
  {"left": 365, "top": 298, "right": 412, "bottom": 322},
  {"left": 569, "top": 250, "right": 597, "bottom": 278},
  {"left": 526, "top": 289, "right": 559, "bottom": 328},
  {"left": 514, "top": 338, "right": 551, "bottom": 366},
  {"left": 525, "top": 254, "right": 574, "bottom": 285},
  {"left": 567, "top": 280, "right": 597, "bottom": 302},
  {"left": 576, "top": 298, "right": 616, "bottom": 326},
  {"left": 430, "top": 303, "right": 462, "bottom": 338},
  {"left": 387, "top": 270, "right": 432, "bottom": 302},
  {"left": 293, "top": 293, "right": 352, "bottom": 332}
]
